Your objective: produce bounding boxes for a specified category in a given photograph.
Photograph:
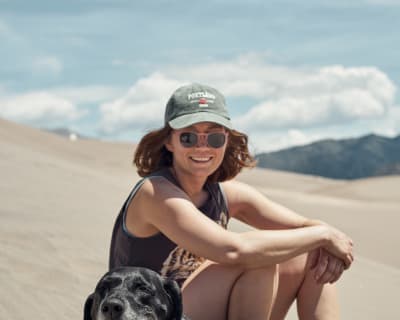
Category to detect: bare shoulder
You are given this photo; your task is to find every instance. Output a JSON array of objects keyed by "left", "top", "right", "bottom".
[
  {"left": 221, "top": 179, "right": 260, "bottom": 199},
  {"left": 126, "top": 176, "right": 190, "bottom": 237},
  {"left": 139, "top": 176, "right": 187, "bottom": 200},
  {"left": 132, "top": 176, "right": 194, "bottom": 213},
  {"left": 220, "top": 179, "right": 263, "bottom": 216}
]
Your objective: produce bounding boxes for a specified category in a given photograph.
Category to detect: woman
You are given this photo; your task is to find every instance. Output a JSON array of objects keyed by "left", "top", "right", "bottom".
[{"left": 109, "top": 83, "right": 354, "bottom": 320}]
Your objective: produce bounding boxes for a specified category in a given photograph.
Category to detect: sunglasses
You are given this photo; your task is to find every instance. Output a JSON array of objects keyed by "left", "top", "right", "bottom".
[{"left": 179, "top": 132, "right": 227, "bottom": 148}]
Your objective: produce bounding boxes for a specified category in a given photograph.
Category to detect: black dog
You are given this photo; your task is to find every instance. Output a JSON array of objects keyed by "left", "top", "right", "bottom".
[{"left": 84, "top": 267, "right": 189, "bottom": 320}]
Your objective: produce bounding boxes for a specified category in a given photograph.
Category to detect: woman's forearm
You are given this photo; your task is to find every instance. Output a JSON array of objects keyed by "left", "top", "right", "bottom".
[{"left": 226, "top": 225, "right": 331, "bottom": 268}]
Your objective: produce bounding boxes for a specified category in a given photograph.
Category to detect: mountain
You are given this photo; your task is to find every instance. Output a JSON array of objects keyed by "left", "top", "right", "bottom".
[{"left": 255, "top": 134, "right": 400, "bottom": 179}]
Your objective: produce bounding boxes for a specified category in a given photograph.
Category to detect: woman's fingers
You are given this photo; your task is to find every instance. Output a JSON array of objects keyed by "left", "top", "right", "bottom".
[
  {"left": 314, "top": 251, "right": 345, "bottom": 284},
  {"left": 343, "top": 248, "right": 355, "bottom": 269},
  {"left": 329, "top": 261, "right": 345, "bottom": 284},
  {"left": 314, "top": 251, "right": 329, "bottom": 282},
  {"left": 325, "top": 227, "right": 354, "bottom": 268},
  {"left": 322, "top": 257, "right": 342, "bottom": 284}
]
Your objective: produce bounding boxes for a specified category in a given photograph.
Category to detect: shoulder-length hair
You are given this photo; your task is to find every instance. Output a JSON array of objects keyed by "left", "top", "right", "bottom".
[{"left": 133, "top": 125, "right": 256, "bottom": 183}]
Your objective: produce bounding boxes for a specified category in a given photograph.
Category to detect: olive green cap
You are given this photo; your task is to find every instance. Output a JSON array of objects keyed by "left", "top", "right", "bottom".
[{"left": 165, "top": 83, "right": 232, "bottom": 129}]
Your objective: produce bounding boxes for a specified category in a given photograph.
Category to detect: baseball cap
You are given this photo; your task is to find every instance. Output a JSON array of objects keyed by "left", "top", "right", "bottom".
[{"left": 165, "top": 83, "right": 232, "bottom": 129}]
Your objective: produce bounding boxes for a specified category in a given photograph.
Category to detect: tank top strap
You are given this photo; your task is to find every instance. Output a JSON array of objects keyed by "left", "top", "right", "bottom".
[{"left": 122, "top": 168, "right": 177, "bottom": 214}]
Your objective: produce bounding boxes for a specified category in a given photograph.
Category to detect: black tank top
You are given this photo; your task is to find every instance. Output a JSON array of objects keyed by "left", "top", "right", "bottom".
[{"left": 108, "top": 167, "right": 229, "bottom": 286}]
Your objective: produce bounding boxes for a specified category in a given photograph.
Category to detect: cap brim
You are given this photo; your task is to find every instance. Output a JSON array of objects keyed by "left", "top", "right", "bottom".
[{"left": 168, "top": 112, "right": 232, "bottom": 130}]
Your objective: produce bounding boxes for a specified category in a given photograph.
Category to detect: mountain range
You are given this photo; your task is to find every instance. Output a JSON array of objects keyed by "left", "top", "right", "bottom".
[{"left": 255, "top": 134, "right": 400, "bottom": 179}]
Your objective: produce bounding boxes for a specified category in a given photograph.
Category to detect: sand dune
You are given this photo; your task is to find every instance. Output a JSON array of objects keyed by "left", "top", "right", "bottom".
[{"left": 1, "top": 118, "right": 399, "bottom": 319}]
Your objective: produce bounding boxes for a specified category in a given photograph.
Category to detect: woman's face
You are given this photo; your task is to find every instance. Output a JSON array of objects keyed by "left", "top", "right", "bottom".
[{"left": 165, "top": 122, "right": 228, "bottom": 179}]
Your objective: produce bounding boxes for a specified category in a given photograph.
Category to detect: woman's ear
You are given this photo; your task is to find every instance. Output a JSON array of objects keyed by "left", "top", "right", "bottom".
[{"left": 164, "top": 135, "right": 174, "bottom": 152}]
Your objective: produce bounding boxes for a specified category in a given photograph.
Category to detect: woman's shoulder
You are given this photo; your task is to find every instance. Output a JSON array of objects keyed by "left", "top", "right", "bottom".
[
  {"left": 220, "top": 179, "right": 263, "bottom": 211},
  {"left": 220, "top": 179, "right": 255, "bottom": 195},
  {"left": 139, "top": 175, "right": 186, "bottom": 200}
]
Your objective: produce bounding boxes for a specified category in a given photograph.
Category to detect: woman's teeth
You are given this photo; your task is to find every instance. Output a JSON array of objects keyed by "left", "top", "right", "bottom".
[{"left": 190, "top": 156, "right": 211, "bottom": 162}]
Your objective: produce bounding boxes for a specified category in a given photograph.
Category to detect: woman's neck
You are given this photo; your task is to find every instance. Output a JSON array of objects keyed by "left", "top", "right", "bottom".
[{"left": 169, "top": 166, "right": 208, "bottom": 201}]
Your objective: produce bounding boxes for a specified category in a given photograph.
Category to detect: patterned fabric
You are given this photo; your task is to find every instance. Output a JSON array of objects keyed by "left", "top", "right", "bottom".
[{"left": 108, "top": 167, "right": 229, "bottom": 287}]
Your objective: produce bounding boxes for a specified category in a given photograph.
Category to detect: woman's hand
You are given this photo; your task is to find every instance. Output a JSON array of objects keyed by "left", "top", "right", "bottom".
[
  {"left": 323, "top": 226, "right": 354, "bottom": 269},
  {"left": 310, "top": 248, "right": 346, "bottom": 284}
]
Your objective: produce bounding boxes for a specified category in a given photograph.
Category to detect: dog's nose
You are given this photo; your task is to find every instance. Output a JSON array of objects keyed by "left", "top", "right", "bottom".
[{"left": 101, "top": 299, "right": 125, "bottom": 319}]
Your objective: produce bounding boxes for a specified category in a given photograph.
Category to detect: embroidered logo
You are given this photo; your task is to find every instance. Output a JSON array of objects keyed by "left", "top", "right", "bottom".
[
  {"left": 187, "top": 91, "right": 216, "bottom": 100},
  {"left": 198, "top": 98, "right": 208, "bottom": 107},
  {"left": 187, "top": 91, "right": 215, "bottom": 108}
]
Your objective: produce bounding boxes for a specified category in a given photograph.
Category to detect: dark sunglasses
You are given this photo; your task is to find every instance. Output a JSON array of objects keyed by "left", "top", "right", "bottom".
[{"left": 179, "top": 132, "right": 227, "bottom": 148}]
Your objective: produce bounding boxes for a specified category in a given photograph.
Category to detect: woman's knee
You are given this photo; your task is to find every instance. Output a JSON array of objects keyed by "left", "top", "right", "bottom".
[
  {"left": 277, "top": 251, "right": 320, "bottom": 302},
  {"left": 235, "top": 264, "right": 279, "bottom": 291},
  {"left": 279, "top": 253, "right": 310, "bottom": 279}
]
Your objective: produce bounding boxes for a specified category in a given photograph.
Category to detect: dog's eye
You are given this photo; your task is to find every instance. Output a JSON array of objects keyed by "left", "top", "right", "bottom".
[
  {"left": 138, "top": 285, "right": 152, "bottom": 294},
  {"left": 96, "top": 277, "right": 122, "bottom": 295},
  {"left": 133, "top": 284, "right": 154, "bottom": 296}
]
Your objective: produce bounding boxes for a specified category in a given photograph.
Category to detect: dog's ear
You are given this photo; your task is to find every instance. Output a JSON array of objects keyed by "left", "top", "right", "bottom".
[
  {"left": 83, "top": 293, "right": 94, "bottom": 320},
  {"left": 163, "top": 279, "right": 183, "bottom": 320}
]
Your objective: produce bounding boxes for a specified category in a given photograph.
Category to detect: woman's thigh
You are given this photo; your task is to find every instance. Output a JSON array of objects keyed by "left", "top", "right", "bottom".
[
  {"left": 181, "top": 260, "right": 279, "bottom": 320},
  {"left": 181, "top": 260, "right": 245, "bottom": 320}
]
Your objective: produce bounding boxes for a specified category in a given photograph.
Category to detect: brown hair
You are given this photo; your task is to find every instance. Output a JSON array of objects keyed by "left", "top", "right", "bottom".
[{"left": 133, "top": 125, "right": 256, "bottom": 182}]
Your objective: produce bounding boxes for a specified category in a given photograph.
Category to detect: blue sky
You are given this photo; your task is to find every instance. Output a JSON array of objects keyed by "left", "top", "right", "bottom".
[{"left": 1, "top": 0, "right": 399, "bottom": 152}]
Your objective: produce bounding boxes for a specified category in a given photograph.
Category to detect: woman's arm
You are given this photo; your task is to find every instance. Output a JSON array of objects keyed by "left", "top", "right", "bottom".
[
  {"left": 129, "top": 177, "right": 353, "bottom": 270},
  {"left": 221, "top": 179, "right": 354, "bottom": 272},
  {"left": 221, "top": 179, "right": 316, "bottom": 230}
]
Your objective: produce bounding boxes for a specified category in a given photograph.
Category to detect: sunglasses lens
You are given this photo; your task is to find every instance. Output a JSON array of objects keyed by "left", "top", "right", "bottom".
[
  {"left": 179, "top": 132, "right": 226, "bottom": 148},
  {"left": 180, "top": 132, "right": 197, "bottom": 147},
  {"left": 208, "top": 133, "right": 226, "bottom": 148}
]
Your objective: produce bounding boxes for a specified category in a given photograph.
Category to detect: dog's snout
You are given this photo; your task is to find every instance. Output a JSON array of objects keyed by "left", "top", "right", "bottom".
[{"left": 101, "top": 298, "right": 125, "bottom": 319}]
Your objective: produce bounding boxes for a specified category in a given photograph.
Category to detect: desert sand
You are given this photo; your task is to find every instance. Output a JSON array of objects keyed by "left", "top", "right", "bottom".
[{"left": 1, "top": 117, "right": 399, "bottom": 319}]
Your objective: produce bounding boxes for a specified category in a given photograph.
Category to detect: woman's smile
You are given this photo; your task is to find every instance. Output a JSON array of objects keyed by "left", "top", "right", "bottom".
[{"left": 189, "top": 155, "right": 213, "bottom": 163}]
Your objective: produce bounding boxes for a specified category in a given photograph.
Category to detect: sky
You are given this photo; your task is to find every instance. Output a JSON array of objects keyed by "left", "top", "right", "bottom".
[{"left": 0, "top": 0, "right": 399, "bottom": 152}]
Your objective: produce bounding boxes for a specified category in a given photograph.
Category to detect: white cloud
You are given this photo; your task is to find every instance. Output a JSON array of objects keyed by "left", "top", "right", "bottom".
[
  {"left": 33, "top": 56, "right": 63, "bottom": 74},
  {"left": 172, "top": 60, "right": 396, "bottom": 131},
  {"left": 164, "top": 53, "right": 295, "bottom": 99},
  {"left": 0, "top": 91, "right": 84, "bottom": 124},
  {"left": 50, "top": 85, "right": 124, "bottom": 104},
  {"left": 248, "top": 129, "right": 326, "bottom": 153},
  {"left": 99, "top": 54, "right": 396, "bottom": 131},
  {"left": 96, "top": 54, "right": 398, "bottom": 150},
  {"left": 235, "top": 88, "right": 387, "bottom": 131},
  {"left": 245, "top": 103, "right": 400, "bottom": 153},
  {"left": 99, "top": 73, "right": 184, "bottom": 134},
  {"left": 361, "top": 104, "right": 400, "bottom": 137}
]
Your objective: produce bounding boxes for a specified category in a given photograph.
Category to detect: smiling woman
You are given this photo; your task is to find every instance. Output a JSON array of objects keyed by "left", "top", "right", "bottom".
[{"left": 108, "top": 83, "right": 354, "bottom": 320}]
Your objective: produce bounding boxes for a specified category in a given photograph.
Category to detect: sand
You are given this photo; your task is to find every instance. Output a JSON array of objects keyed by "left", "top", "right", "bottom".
[{"left": 1, "top": 117, "right": 399, "bottom": 319}]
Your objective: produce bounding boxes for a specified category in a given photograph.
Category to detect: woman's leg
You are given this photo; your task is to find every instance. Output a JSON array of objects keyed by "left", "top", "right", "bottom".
[
  {"left": 181, "top": 260, "right": 279, "bottom": 320},
  {"left": 271, "top": 253, "right": 340, "bottom": 320},
  {"left": 228, "top": 264, "right": 279, "bottom": 320},
  {"left": 296, "top": 271, "right": 339, "bottom": 320}
]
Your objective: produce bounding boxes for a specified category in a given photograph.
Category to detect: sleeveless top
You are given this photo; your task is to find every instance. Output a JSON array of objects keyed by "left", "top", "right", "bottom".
[{"left": 108, "top": 167, "right": 229, "bottom": 286}]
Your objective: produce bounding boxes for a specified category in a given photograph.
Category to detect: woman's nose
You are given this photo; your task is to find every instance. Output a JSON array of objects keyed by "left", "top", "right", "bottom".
[{"left": 196, "top": 134, "right": 208, "bottom": 147}]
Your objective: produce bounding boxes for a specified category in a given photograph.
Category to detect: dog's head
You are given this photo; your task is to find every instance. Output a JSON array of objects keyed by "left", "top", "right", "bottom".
[{"left": 84, "top": 267, "right": 185, "bottom": 320}]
